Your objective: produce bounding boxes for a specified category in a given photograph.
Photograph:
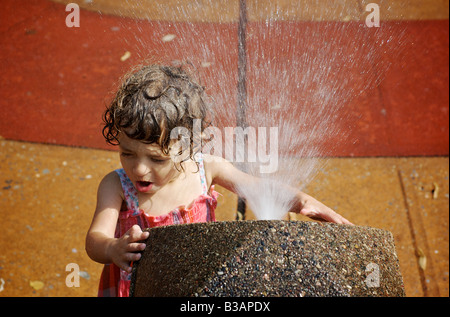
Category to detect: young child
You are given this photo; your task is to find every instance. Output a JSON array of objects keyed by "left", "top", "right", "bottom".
[{"left": 86, "top": 64, "right": 352, "bottom": 297}]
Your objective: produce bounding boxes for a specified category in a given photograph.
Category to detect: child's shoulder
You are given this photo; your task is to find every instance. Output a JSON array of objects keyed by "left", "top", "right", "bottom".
[
  {"left": 101, "top": 170, "right": 121, "bottom": 183},
  {"left": 201, "top": 154, "right": 234, "bottom": 182},
  {"left": 201, "top": 154, "right": 227, "bottom": 165},
  {"left": 201, "top": 154, "right": 224, "bottom": 172},
  {"left": 94, "top": 171, "right": 125, "bottom": 214},
  {"left": 97, "top": 170, "right": 124, "bottom": 199}
]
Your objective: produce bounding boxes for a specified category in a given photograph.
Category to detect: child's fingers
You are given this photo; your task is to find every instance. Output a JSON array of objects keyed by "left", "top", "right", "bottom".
[
  {"left": 301, "top": 206, "right": 353, "bottom": 225},
  {"left": 124, "top": 251, "right": 142, "bottom": 262},
  {"left": 340, "top": 216, "right": 354, "bottom": 226},
  {"left": 117, "top": 252, "right": 142, "bottom": 272},
  {"left": 126, "top": 224, "right": 142, "bottom": 238},
  {"left": 325, "top": 209, "right": 353, "bottom": 225},
  {"left": 126, "top": 225, "right": 150, "bottom": 242},
  {"left": 127, "top": 242, "right": 146, "bottom": 253},
  {"left": 116, "top": 261, "right": 130, "bottom": 272},
  {"left": 329, "top": 213, "right": 354, "bottom": 225}
]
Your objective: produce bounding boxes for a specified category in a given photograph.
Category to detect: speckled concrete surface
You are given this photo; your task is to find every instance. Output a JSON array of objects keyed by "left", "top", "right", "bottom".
[{"left": 131, "top": 220, "right": 405, "bottom": 297}]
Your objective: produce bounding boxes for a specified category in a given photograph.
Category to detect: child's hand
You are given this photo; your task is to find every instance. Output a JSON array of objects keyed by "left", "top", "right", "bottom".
[
  {"left": 297, "top": 193, "right": 354, "bottom": 225},
  {"left": 107, "top": 225, "right": 149, "bottom": 272}
]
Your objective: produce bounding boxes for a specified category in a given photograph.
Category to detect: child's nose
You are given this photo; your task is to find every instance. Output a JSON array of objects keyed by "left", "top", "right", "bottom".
[{"left": 133, "top": 161, "right": 150, "bottom": 177}]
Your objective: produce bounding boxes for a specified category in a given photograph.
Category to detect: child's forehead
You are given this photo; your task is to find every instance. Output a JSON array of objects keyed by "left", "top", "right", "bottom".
[{"left": 118, "top": 132, "right": 165, "bottom": 156}]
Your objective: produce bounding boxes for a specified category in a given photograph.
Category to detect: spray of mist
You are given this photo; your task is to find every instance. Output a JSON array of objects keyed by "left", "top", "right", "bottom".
[{"left": 88, "top": 0, "right": 407, "bottom": 220}]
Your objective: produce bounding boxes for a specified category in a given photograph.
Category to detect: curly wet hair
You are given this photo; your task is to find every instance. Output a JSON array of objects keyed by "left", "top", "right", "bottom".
[{"left": 102, "top": 64, "right": 212, "bottom": 161}]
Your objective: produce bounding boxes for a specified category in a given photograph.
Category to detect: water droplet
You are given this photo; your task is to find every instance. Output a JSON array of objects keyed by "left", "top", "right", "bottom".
[{"left": 162, "top": 34, "right": 176, "bottom": 42}]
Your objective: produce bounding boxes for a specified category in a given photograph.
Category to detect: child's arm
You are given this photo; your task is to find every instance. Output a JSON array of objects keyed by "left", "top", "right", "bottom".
[
  {"left": 85, "top": 172, "right": 149, "bottom": 272},
  {"left": 204, "top": 155, "right": 353, "bottom": 225}
]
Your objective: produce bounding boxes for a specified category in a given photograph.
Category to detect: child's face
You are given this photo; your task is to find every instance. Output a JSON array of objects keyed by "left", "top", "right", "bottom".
[{"left": 118, "top": 132, "right": 181, "bottom": 194}]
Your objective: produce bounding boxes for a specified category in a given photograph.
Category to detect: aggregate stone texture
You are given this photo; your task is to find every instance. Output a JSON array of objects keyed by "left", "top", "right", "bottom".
[{"left": 130, "top": 220, "right": 405, "bottom": 297}]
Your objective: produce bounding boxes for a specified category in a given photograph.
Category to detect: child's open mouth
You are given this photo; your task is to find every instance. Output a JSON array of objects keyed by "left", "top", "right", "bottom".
[{"left": 135, "top": 181, "right": 153, "bottom": 193}]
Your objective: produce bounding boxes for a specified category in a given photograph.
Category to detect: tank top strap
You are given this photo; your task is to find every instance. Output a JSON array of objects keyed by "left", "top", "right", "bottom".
[
  {"left": 196, "top": 153, "right": 209, "bottom": 195},
  {"left": 115, "top": 169, "right": 140, "bottom": 216}
]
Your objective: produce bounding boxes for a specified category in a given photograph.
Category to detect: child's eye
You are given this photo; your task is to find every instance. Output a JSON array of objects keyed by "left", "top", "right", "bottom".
[
  {"left": 150, "top": 157, "right": 167, "bottom": 164},
  {"left": 120, "top": 152, "right": 133, "bottom": 157}
]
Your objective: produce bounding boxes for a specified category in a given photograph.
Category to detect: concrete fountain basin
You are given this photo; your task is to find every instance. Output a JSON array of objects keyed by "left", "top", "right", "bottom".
[{"left": 130, "top": 220, "right": 405, "bottom": 297}]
